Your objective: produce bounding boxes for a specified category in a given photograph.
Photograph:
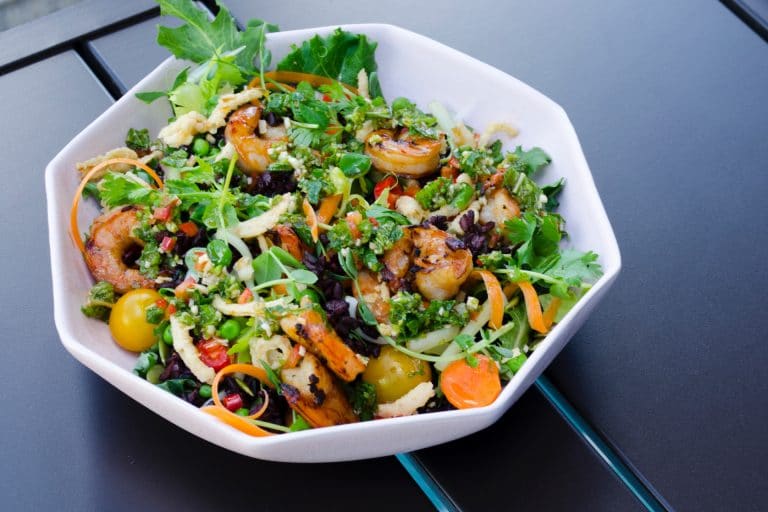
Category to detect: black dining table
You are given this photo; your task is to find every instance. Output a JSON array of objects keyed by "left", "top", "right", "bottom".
[{"left": 1, "top": 1, "right": 766, "bottom": 510}]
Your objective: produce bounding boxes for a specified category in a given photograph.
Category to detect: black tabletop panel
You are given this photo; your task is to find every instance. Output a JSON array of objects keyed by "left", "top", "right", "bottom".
[
  {"left": 0, "top": 48, "right": 430, "bottom": 511},
  {"left": 88, "top": 15, "right": 179, "bottom": 92},
  {"left": 224, "top": 1, "right": 768, "bottom": 509},
  {"left": 415, "top": 389, "right": 642, "bottom": 512}
]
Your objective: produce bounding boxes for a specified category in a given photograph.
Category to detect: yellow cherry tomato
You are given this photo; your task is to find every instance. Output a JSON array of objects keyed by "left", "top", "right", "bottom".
[
  {"left": 109, "top": 289, "right": 163, "bottom": 352},
  {"left": 362, "top": 345, "right": 432, "bottom": 404}
]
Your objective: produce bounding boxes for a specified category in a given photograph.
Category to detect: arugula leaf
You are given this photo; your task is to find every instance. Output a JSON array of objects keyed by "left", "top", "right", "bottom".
[{"left": 277, "top": 28, "right": 378, "bottom": 87}]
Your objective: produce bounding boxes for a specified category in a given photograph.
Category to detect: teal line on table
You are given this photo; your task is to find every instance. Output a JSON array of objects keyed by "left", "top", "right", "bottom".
[
  {"left": 535, "top": 376, "right": 670, "bottom": 512},
  {"left": 396, "top": 452, "right": 460, "bottom": 512}
]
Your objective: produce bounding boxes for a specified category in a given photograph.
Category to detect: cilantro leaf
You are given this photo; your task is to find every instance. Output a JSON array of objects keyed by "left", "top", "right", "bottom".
[
  {"left": 81, "top": 281, "right": 115, "bottom": 322},
  {"left": 510, "top": 146, "right": 551, "bottom": 176},
  {"left": 125, "top": 128, "right": 150, "bottom": 151},
  {"left": 277, "top": 28, "right": 378, "bottom": 87},
  {"left": 99, "top": 172, "right": 159, "bottom": 208},
  {"left": 537, "top": 249, "right": 603, "bottom": 285},
  {"left": 365, "top": 204, "right": 410, "bottom": 226},
  {"left": 350, "top": 381, "right": 377, "bottom": 421},
  {"left": 542, "top": 178, "right": 565, "bottom": 212}
]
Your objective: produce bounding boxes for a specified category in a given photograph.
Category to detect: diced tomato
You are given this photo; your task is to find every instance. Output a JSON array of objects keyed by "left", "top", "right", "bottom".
[
  {"left": 221, "top": 393, "right": 244, "bottom": 412},
  {"left": 402, "top": 182, "right": 421, "bottom": 197},
  {"left": 237, "top": 288, "right": 253, "bottom": 304},
  {"left": 179, "top": 221, "right": 199, "bottom": 237},
  {"left": 321, "top": 94, "right": 332, "bottom": 102},
  {"left": 440, "top": 165, "right": 458, "bottom": 181},
  {"left": 345, "top": 211, "right": 363, "bottom": 239},
  {"left": 155, "top": 298, "right": 168, "bottom": 309},
  {"left": 174, "top": 277, "right": 196, "bottom": 299},
  {"left": 160, "top": 236, "right": 176, "bottom": 253},
  {"left": 153, "top": 205, "right": 172, "bottom": 222},
  {"left": 448, "top": 156, "right": 460, "bottom": 169},
  {"left": 373, "top": 175, "right": 403, "bottom": 208},
  {"left": 198, "top": 340, "right": 231, "bottom": 373},
  {"left": 166, "top": 304, "right": 177, "bottom": 316}
]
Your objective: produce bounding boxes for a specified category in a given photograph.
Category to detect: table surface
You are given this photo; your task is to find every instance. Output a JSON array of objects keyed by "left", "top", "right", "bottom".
[{"left": 1, "top": 1, "right": 766, "bottom": 510}]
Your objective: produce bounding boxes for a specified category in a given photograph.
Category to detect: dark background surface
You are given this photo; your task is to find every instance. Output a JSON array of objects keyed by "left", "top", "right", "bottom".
[{"left": 1, "top": 1, "right": 766, "bottom": 510}]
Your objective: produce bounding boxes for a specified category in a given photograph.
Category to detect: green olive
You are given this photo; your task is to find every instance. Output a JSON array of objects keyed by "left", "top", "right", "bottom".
[{"left": 362, "top": 345, "right": 432, "bottom": 404}]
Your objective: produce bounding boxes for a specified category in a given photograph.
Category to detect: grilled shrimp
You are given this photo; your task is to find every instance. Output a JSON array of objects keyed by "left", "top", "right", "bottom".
[
  {"left": 354, "top": 270, "right": 391, "bottom": 323},
  {"left": 225, "top": 102, "right": 286, "bottom": 175},
  {"left": 84, "top": 207, "right": 156, "bottom": 294},
  {"left": 411, "top": 226, "right": 473, "bottom": 300},
  {"left": 479, "top": 188, "right": 520, "bottom": 225},
  {"left": 365, "top": 129, "right": 441, "bottom": 178},
  {"left": 281, "top": 353, "right": 358, "bottom": 427},
  {"left": 280, "top": 309, "right": 366, "bottom": 382},
  {"left": 381, "top": 232, "right": 413, "bottom": 292}
]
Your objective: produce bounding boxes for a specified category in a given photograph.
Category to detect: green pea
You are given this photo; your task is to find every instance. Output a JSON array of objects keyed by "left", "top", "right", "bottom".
[
  {"left": 451, "top": 183, "right": 474, "bottom": 210},
  {"left": 146, "top": 364, "right": 164, "bottom": 384},
  {"left": 235, "top": 408, "right": 250, "bottom": 416},
  {"left": 198, "top": 384, "right": 212, "bottom": 399},
  {"left": 298, "top": 289, "right": 321, "bottom": 304},
  {"left": 162, "top": 324, "right": 173, "bottom": 345},
  {"left": 207, "top": 239, "right": 232, "bottom": 267},
  {"left": 192, "top": 137, "right": 210, "bottom": 156},
  {"left": 219, "top": 319, "right": 241, "bottom": 340}
]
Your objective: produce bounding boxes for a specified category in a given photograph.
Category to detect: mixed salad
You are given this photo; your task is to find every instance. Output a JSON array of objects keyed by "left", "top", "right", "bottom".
[{"left": 73, "top": 0, "right": 602, "bottom": 435}]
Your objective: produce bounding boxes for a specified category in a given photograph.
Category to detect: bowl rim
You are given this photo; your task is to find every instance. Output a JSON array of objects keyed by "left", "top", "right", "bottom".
[{"left": 45, "top": 22, "right": 621, "bottom": 454}]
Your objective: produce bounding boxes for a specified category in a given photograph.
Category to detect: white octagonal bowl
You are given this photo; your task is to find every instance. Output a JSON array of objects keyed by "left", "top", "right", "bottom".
[{"left": 46, "top": 24, "right": 620, "bottom": 462}]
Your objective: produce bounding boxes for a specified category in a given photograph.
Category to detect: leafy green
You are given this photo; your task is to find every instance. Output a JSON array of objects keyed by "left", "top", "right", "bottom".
[
  {"left": 81, "top": 281, "right": 116, "bottom": 322},
  {"left": 99, "top": 172, "right": 159, "bottom": 208},
  {"left": 157, "top": 0, "right": 277, "bottom": 75},
  {"left": 535, "top": 249, "right": 603, "bottom": 289},
  {"left": 390, "top": 97, "right": 438, "bottom": 138},
  {"left": 365, "top": 204, "right": 410, "bottom": 226},
  {"left": 277, "top": 28, "right": 378, "bottom": 88},
  {"left": 457, "top": 141, "right": 504, "bottom": 178},
  {"left": 156, "top": 378, "right": 197, "bottom": 396},
  {"left": 541, "top": 178, "right": 565, "bottom": 212},
  {"left": 350, "top": 381, "right": 377, "bottom": 421},
  {"left": 289, "top": 413, "right": 312, "bottom": 431},
  {"left": 338, "top": 152, "right": 371, "bottom": 178},
  {"left": 145, "top": 305, "right": 165, "bottom": 324},
  {"left": 125, "top": 128, "right": 150, "bottom": 151},
  {"left": 389, "top": 291, "right": 468, "bottom": 339},
  {"left": 299, "top": 168, "right": 336, "bottom": 204},
  {"left": 509, "top": 146, "right": 551, "bottom": 176},
  {"left": 133, "top": 349, "right": 159, "bottom": 377},
  {"left": 415, "top": 177, "right": 452, "bottom": 210}
]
